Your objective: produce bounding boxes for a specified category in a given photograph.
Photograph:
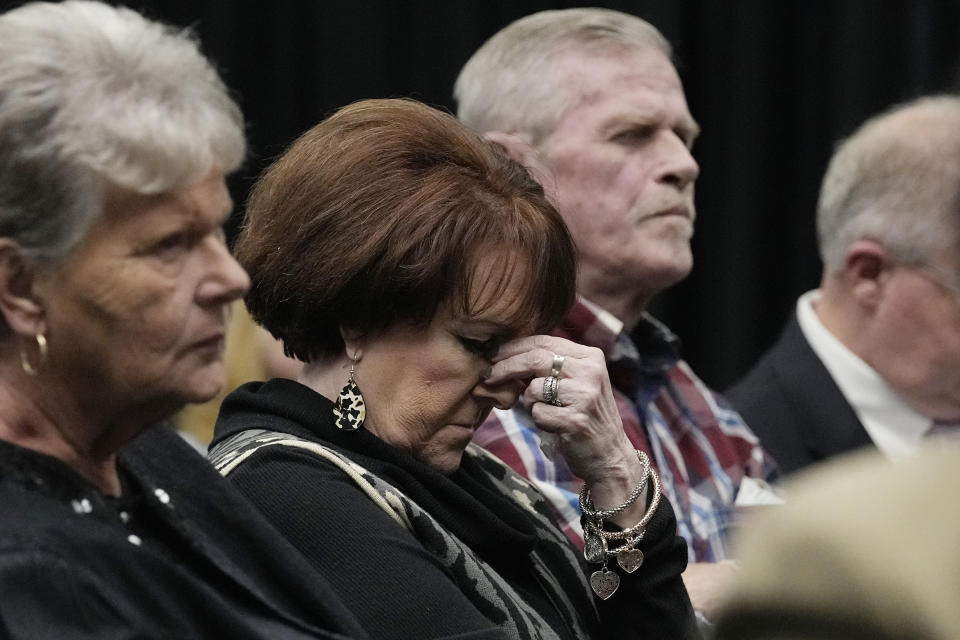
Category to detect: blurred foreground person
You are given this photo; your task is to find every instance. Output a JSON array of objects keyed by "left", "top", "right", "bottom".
[
  {"left": 729, "top": 95, "right": 960, "bottom": 474},
  {"left": 714, "top": 443, "right": 960, "bottom": 639},
  {"left": 0, "top": 2, "right": 364, "bottom": 637},
  {"left": 210, "top": 98, "right": 699, "bottom": 639}
]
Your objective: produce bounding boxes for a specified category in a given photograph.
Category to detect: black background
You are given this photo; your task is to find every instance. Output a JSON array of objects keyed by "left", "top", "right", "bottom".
[{"left": 7, "top": 0, "right": 960, "bottom": 389}]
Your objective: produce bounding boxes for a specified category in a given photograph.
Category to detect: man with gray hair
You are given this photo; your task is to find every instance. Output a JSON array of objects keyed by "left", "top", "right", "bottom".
[
  {"left": 456, "top": 8, "right": 777, "bottom": 619},
  {"left": 728, "top": 95, "right": 960, "bottom": 475}
]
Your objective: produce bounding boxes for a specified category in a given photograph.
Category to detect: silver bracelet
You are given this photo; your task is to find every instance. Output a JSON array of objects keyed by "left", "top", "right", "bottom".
[
  {"left": 597, "top": 467, "right": 661, "bottom": 541},
  {"left": 579, "top": 449, "right": 651, "bottom": 519},
  {"left": 583, "top": 463, "right": 661, "bottom": 599}
]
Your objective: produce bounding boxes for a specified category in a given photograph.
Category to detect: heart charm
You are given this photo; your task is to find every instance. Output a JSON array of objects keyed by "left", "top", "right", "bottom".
[
  {"left": 583, "top": 532, "right": 605, "bottom": 564},
  {"left": 590, "top": 568, "right": 620, "bottom": 600},
  {"left": 617, "top": 548, "right": 644, "bottom": 573}
]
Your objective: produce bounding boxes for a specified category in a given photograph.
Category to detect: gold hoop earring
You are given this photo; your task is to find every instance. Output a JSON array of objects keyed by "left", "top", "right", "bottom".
[
  {"left": 332, "top": 357, "right": 365, "bottom": 431},
  {"left": 20, "top": 333, "right": 48, "bottom": 376}
]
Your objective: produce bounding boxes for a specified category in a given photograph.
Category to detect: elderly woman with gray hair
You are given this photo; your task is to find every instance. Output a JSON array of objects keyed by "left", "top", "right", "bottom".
[{"left": 0, "top": 2, "right": 365, "bottom": 638}]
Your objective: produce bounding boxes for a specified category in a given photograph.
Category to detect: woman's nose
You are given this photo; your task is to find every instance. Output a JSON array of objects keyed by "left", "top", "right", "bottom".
[
  {"left": 196, "top": 235, "right": 250, "bottom": 306},
  {"left": 473, "top": 376, "right": 522, "bottom": 410}
]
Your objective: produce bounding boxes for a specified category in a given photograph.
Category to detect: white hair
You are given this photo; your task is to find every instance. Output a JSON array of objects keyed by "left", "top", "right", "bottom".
[
  {"left": 817, "top": 95, "right": 960, "bottom": 272},
  {"left": 0, "top": 0, "right": 245, "bottom": 262},
  {"left": 454, "top": 8, "right": 671, "bottom": 145}
]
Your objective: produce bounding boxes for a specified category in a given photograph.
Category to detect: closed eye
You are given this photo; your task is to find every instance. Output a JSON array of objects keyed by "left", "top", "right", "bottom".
[
  {"left": 457, "top": 335, "right": 501, "bottom": 360},
  {"left": 611, "top": 126, "right": 655, "bottom": 145},
  {"left": 152, "top": 224, "right": 227, "bottom": 262},
  {"left": 153, "top": 231, "right": 193, "bottom": 261}
]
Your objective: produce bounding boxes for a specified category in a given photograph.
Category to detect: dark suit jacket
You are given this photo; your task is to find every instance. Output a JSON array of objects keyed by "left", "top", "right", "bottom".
[{"left": 726, "top": 311, "right": 874, "bottom": 475}]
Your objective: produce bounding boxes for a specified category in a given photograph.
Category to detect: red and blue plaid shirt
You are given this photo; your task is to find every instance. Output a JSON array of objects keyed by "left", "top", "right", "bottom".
[{"left": 474, "top": 301, "right": 778, "bottom": 562}]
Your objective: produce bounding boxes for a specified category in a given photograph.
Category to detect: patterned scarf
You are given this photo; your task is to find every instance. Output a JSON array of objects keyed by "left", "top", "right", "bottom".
[{"left": 209, "top": 428, "right": 597, "bottom": 640}]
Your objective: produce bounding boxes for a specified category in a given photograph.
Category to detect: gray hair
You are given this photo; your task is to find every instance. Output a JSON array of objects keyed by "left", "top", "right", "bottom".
[
  {"left": 454, "top": 8, "right": 671, "bottom": 145},
  {"left": 0, "top": 0, "right": 245, "bottom": 264},
  {"left": 817, "top": 95, "right": 960, "bottom": 272}
]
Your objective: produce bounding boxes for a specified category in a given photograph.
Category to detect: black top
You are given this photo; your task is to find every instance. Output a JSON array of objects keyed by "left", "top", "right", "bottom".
[
  {"left": 0, "top": 425, "right": 367, "bottom": 639},
  {"left": 211, "top": 378, "right": 699, "bottom": 640},
  {"left": 726, "top": 311, "right": 874, "bottom": 475}
]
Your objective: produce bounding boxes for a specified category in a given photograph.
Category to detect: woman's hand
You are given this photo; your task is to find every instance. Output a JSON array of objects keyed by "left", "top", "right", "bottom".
[{"left": 487, "top": 335, "right": 648, "bottom": 526}]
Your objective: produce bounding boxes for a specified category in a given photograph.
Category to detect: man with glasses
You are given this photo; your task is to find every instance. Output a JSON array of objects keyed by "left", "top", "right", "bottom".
[{"left": 728, "top": 95, "right": 960, "bottom": 475}]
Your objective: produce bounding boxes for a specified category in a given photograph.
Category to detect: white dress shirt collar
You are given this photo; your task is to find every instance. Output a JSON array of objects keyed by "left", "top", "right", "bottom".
[
  {"left": 796, "top": 290, "right": 930, "bottom": 459},
  {"left": 579, "top": 296, "right": 624, "bottom": 335}
]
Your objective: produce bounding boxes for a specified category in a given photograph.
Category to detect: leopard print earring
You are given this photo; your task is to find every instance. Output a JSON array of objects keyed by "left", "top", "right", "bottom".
[{"left": 332, "top": 357, "right": 365, "bottom": 431}]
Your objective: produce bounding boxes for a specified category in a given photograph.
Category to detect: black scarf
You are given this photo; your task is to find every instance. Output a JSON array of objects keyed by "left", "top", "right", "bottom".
[{"left": 211, "top": 379, "right": 599, "bottom": 640}]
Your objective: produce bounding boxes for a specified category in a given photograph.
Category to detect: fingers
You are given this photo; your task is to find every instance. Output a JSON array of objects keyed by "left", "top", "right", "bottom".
[
  {"left": 524, "top": 375, "right": 577, "bottom": 408},
  {"left": 523, "top": 377, "right": 584, "bottom": 425},
  {"left": 489, "top": 335, "right": 554, "bottom": 359},
  {"left": 486, "top": 335, "right": 604, "bottom": 385},
  {"left": 520, "top": 372, "right": 614, "bottom": 431},
  {"left": 496, "top": 336, "right": 629, "bottom": 483},
  {"left": 526, "top": 402, "right": 574, "bottom": 434},
  {"left": 492, "top": 335, "right": 594, "bottom": 361},
  {"left": 485, "top": 346, "right": 554, "bottom": 384}
]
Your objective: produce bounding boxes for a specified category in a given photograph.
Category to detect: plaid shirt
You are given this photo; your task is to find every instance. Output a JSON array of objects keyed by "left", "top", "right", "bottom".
[{"left": 473, "top": 301, "right": 778, "bottom": 562}]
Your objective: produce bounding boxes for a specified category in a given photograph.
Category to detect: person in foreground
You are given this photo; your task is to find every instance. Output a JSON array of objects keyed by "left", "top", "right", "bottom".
[
  {"left": 727, "top": 95, "right": 960, "bottom": 475},
  {"left": 713, "top": 442, "right": 960, "bottom": 639},
  {"left": 454, "top": 8, "right": 777, "bottom": 619},
  {"left": 0, "top": 2, "right": 365, "bottom": 637},
  {"left": 209, "top": 98, "right": 699, "bottom": 640}
]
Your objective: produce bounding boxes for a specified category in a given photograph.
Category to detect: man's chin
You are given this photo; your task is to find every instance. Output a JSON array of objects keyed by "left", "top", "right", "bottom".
[
  {"left": 657, "top": 215, "right": 694, "bottom": 243},
  {"left": 649, "top": 241, "right": 694, "bottom": 283},
  {"left": 633, "top": 251, "right": 693, "bottom": 298}
]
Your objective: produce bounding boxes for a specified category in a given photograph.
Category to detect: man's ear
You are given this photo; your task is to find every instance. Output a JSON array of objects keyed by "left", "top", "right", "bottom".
[
  {"left": 844, "top": 239, "right": 891, "bottom": 308},
  {"left": 483, "top": 131, "right": 559, "bottom": 202},
  {"left": 0, "top": 239, "right": 47, "bottom": 337}
]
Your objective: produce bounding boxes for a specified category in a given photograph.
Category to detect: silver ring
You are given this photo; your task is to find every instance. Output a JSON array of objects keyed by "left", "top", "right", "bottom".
[
  {"left": 550, "top": 353, "right": 566, "bottom": 378},
  {"left": 542, "top": 375, "right": 561, "bottom": 406}
]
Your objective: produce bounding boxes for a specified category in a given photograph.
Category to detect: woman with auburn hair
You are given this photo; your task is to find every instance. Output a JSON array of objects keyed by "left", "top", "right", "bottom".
[
  {"left": 210, "top": 98, "right": 698, "bottom": 639},
  {"left": 0, "top": 2, "right": 364, "bottom": 637}
]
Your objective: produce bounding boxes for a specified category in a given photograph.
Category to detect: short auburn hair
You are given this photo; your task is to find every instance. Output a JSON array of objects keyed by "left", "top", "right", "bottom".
[{"left": 237, "top": 98, "right": 576, "bottom": 362}]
